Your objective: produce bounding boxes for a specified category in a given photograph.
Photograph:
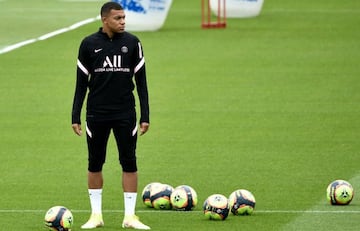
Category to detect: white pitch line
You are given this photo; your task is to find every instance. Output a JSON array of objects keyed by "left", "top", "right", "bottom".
[
  {"left": 0, "top": 39, "right": 37, "bottom": 54},
  {"left": 256, "top": 210, "right": 360, "bottom": 214},
  {"left": 0, "top": 16, "right": 100, "bottom": 55},
  {"left": 0, "top": 209, "right": 359, "bottom": 214}
]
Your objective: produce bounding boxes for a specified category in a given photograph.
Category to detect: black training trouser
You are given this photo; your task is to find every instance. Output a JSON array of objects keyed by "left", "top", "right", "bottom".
[{"left": 85, "top": 117, "right": 138, "bottom": 173}]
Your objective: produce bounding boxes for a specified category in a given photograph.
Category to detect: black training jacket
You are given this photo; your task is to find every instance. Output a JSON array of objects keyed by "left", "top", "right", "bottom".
[{"left": 71, "top": 28, "right": 149, "bottom": 124}]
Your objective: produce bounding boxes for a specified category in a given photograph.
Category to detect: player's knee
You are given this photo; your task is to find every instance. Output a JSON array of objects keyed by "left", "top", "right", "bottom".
[
  {"left": 88, "top": 159, "right": 104, "bottom": 172},
  {"left": 120, "top": 157, "right": 137, "bottom": 172}
]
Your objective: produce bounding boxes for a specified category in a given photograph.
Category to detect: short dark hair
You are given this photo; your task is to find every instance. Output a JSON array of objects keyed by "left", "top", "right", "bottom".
[{"left": 101, "top": 2, "right": 123, "bottom": 17}]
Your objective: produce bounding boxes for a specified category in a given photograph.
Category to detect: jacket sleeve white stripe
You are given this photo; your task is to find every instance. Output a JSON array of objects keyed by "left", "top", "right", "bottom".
[
  {"left": 77, "top": 59, "right": 89, "bottom": 76},
  {"left": 134, "top": 57, "right": 145, "bottom": 74},
  {"left": 138, "top": 42, "right": 143, "bottom": 58}
]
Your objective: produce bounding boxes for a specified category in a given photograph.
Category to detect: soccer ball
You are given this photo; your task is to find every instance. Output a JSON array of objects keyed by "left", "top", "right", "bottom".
[
  {"left": 170, "top": 185, "right": 198, "bottom": 211},
  {"left": 326, "top": 179, "right": 354, "bottom": 205},
  {"left": 228, "top": 189, "right": 256, "bottom": 215},
  {"left": 150, "top": 183, "right": 174, "bottom": 209},
  {"left": 203, "top": 194, "right": 230, "bottom": 220},
  {"left": 142, "top": 182, "right": 162, "bottom": 207},
  {"left": 44, "top": 206, "right": 73, "bottom": 231}
]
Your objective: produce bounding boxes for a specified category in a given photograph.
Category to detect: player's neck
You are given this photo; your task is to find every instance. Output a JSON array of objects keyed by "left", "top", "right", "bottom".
[{"left": 102, "top": 27, "right": 114, "bottom": 39}]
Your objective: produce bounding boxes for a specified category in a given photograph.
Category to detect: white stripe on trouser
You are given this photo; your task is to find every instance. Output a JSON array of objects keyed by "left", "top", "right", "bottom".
[
  {"left": 86, "top": 123, "right": 92, "bottom": 138},
  {"left": 132, "top": 124, "right": 138, "bottom": 136}
]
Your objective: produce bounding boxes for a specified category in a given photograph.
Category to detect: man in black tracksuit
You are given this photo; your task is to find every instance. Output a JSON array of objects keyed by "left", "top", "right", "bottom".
[{"left": 71, "top": 2, "right": 150, "bottom": 230}]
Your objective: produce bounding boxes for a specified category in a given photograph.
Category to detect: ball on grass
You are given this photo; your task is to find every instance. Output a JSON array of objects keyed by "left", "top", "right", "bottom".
[
  {"left": 203, "top": 194, "right": 230, "bottom": 220},
  {"left": 326, "top": 179, "right": 354, "bottom": 205},
  {"left": 228, "top": 189, "right": 256, "bottom": 215},
  {"left": 170, "top": 185, "right": 198, "bottom": 211}
]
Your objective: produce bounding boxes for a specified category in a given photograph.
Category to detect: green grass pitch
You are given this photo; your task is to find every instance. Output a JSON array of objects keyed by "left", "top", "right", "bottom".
[{"left": 0, "top": 0, "right": 360, "bottom": 230}]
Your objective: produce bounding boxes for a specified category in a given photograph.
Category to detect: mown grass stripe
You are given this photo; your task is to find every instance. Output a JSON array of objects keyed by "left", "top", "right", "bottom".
[{"left": 281, "top": 175, "right": 360, "bottom": 230}]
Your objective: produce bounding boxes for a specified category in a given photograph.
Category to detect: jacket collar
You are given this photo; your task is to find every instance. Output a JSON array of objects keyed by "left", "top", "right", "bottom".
[{"left": 98, "top": 27, "right": 124, "bottom": 39}]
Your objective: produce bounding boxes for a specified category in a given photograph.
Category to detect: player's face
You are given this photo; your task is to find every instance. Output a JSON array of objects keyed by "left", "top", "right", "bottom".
[{"left": 103, "top": 9, "right": 126, "bottom": 33}]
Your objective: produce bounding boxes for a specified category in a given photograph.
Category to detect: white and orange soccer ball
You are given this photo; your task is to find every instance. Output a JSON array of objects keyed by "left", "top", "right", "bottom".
[
  {"left": 228, "top": 189, "right": 256, "bottom": 215},
  {"left": 170, "top": 185, "right": 198, "bottom": 211},
  {"left": 44, "top": 206, "right": 73, "bottom": 231},
  {"left": 326, "top": 179, "right": 354, "bottom": 205},
  {"left": 141, "top": 182, "right": 162, "bottom": 208},
  {"left": 203, "top": 194, "right": 230, "bottom": 220},
  {"left": 150, "top": 183, "right": 174, "bottom": 210}
]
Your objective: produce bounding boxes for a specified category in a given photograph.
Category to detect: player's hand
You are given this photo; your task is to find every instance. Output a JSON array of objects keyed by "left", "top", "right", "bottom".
[
  {"left": 139, "top": 122, "right": 149, "bottom": 136},
  {"left": 72, "top": 123, "right": 82, "bottom": 136}
]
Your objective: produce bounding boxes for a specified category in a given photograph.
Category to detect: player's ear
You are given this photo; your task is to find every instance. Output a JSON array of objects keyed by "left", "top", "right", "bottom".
[{"left": 101, "top": 16, "right": 107, "bottom": 24}]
